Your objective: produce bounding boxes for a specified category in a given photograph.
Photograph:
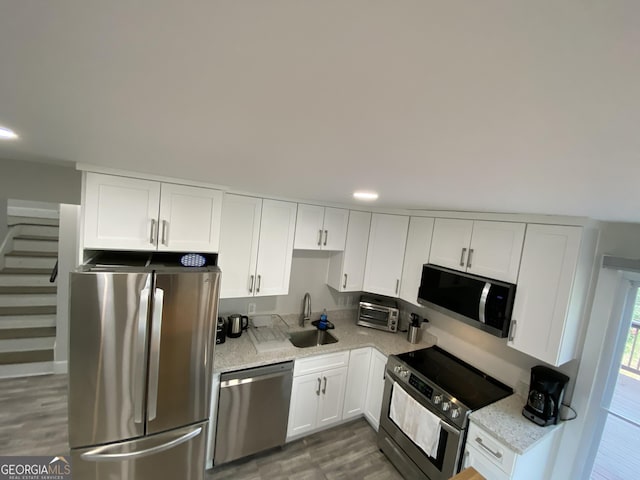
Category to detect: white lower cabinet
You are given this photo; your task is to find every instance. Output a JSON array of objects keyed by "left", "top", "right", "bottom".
[
  {"left": 343, "top": 348, "right": 373, "bottom": 420},
  {"left": 463, "top": 421, "right": 560, "bottom": 480},
  {"left": 363, "top": 348, "right": 387, "bottom": 431},
  {"left": 287, "top": 351, "right": 349, "bottom": 439}
]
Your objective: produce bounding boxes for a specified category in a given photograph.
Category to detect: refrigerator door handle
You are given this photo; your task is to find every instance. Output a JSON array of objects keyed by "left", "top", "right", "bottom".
[
  {"left": 134, "top": 289, "right": 150, "bottom": 424},
  {"left": 147, "top": 287, "right": 164, "bottom": 422},
  {"left": 80, "top": 425, "right": 202, "bottom": 462}
]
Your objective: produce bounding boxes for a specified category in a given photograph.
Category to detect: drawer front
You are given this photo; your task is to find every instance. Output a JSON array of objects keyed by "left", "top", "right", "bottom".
[
  {"left": 467, "top": 422, "right": 517, "bottom": 475},
  {"left": 294, "top": 351, "right": 349, "bottom": 377}
]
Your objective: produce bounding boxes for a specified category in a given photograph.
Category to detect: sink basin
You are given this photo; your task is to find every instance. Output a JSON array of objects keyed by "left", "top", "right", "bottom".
[{"left": 289, "top": 330, "right": 338, "bottom": 348}]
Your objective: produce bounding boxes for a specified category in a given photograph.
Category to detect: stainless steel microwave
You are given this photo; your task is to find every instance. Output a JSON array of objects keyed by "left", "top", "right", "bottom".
[
  {"left": 357, "top": 294, "right": 399, "bottom": 332},
  {"left": 417, "top": 264, "right": 516, "bottom": 338}
]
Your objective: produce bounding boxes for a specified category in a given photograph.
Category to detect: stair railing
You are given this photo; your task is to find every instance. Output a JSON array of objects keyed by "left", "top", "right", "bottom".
[{"left": 50, "top": 260, "right": 59, "bottom": 283}]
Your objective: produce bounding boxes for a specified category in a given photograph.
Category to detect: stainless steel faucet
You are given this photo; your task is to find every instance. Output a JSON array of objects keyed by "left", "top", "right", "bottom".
[{"left": 301, "top": 292, "right": 311, "bottom": 327}]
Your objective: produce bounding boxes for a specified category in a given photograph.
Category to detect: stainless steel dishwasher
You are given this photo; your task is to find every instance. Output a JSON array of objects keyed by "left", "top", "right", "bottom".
[{"left": 214, "top": 361, "right": 293, "bottom": 465}]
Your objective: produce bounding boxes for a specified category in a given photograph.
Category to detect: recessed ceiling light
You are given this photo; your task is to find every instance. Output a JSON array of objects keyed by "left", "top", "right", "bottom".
[
  {"left": 0, "top": 126, "right": 18, "bottom": 140},
  {"left": 353, "top": 191, "right": 379, "bottom": 201}
]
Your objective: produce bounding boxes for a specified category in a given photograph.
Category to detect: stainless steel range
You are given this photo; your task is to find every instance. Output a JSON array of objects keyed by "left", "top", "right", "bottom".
[{"left": 378, "top": 346, "right": 512, "bottom": 480}]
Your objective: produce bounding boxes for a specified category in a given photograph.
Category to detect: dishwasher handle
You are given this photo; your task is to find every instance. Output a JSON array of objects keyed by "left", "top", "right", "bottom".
[{"left": 219, "top": 361, "right": 293, "bottom": 386}]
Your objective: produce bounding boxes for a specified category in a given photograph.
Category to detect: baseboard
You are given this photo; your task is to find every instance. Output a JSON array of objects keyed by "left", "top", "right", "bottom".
[{"left": 53, "top": 360, "right": 68, "bottom": 374}]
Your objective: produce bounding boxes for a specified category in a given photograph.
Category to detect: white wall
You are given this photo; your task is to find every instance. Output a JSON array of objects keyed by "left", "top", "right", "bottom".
[
  {"left": 0, "top": 158, "right": 81, "bottom": 205},
  {"left": 219, "top": 250, "right": 358, "bottom": 319},
  {"left": 54, "top": 204, "right": 80, "bottom": 371}
]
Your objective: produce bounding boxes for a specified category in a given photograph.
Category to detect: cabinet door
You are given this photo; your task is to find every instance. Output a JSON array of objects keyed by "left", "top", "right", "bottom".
[
  {"left": 317, "top": 366, "right": 348, "bottom": 429},
  {"left": 327, "top": 211, "right": 372, "bottom": 292},
  {"left": 467, "top": 221, "right": 525, "bottom": 283},
  {"left": 429, "top": 218, "right": 473, "bottom": 272},
  {"left": 343, "top": 348, "right": 372, "bottom": 420},
  {"left": 83, "top": 173, "right": 160, "bottom": 250},
  {"left": 294, "top": 204, "right": 325, "bottom": 250},
  {"left": 508, "top": 225, "right": 582, "bottom": 366},
  {"left": 157, "top": 183, "right": 223, "bottom": 252},
  {"left": 363, "top": 214, "right": 409, "bottom": 297},
  {"left": 287, "top": 373, "right": 320, "bottom": 439},
  {"left": 218, "top": 195, "right": 262, "bottom": 298},
  {"left": 463, "top": 446, "right": 511, "bottom": 480},
  {"left": 400, "top": 217, "right": 435, "bottom": 306},
  {"left": 322, "top": 207, "right": 349, "bottom": 251},
  {"left": 364, "top": 349, "right": 387, "bottom": 431},
  {"left": 254, "top": 200, "right": 297, "bottom": 296}
]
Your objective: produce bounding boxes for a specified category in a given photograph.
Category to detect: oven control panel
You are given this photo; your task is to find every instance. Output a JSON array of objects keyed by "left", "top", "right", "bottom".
[{"left": 388, "top": 356, "right": 470, "bottom": 429}]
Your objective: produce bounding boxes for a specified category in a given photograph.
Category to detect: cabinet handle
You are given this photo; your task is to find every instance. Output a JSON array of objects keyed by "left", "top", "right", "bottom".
[
  {"left": 150, "top": 219, "right": 157, "bottom": 245},
  {"left": 343, "top": 274, "right": 348, "bottom": 289},
  {"left": 323, "top": 230, "right": 328, "bottom": 246},
  {"left": 395, "top": 279, "right": 400, "bottom": 294},
  {"left": 322, "top": 376, "right": 327, "bottom": 395},
  {"left": 459, "top": 247, "right": 467, "bottom": 267},
  {"left": 318, "top": 229, "right": 323, "bottom": 246},
  {"left": 161, "top": 220, "right": 168, "bottom": 246},
  {"left": 508, "top": 319, "right": 517, "bottom": 341},
  {"left": 475, "top": 436, "right": 502, "bottom": 459},
  {"left": 249, "top": 275, "right": 255, "bottom": 294},
  {"left": 467, "top": 248, "right": 474, "bottom": 268},
  {"left": 256, "top": 275, "right": 261, "bottom": 293},
  {"left": 316, "top": 378, "right": 321, "bottom": 396}
]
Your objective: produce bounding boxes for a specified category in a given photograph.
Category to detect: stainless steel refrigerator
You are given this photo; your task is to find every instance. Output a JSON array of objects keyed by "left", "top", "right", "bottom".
[{"left": 68, "top": 264, "right": 220, "bottom": 480}]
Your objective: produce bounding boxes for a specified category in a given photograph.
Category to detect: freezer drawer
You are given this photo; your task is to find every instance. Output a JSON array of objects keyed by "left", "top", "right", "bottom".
[
  {"left": 71, "top": 421, "right": 207, "bottom": 480},
  {"left": 214, "top": 362, "right": 293, "bottom": 465}
]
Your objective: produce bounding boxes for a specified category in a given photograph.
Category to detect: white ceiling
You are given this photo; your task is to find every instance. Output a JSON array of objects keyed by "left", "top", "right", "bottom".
[{"left": 1, "top": 1, "right": 639, "bottom": 222}]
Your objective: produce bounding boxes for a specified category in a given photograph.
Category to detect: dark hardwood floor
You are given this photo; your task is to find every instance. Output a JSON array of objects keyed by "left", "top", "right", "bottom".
[{"left": 0, "top": 374, "right": 403, "bottom": 480}]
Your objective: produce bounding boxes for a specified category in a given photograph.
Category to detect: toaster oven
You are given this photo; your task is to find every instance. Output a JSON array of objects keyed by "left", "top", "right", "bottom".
[{"left": 357, "top": 294, "right": 399, "bottom": 332}]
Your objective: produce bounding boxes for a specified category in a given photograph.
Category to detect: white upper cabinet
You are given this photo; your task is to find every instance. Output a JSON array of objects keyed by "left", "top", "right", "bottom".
[
  {"left": 508, "top": 224, "right": 596, "bottom": 366},
  {"left": 219, "top": 196, "right": 297, "bottom": 298},
  {"left": 327, "top": 210, "right": 372, "bottom": 292},
  {"left": 400, "top": 217, "right": 435, "bottom": 306},
  {"left": 157, "top": 183, "right": 223, "bottom": 252},
  {"left": 218, "top": 195, "right": 262, "bottom": 298},
  {"left": 363, "top": 214, "right": 409, "bottom": 297},
  {"left": 83, "top": 172, "right": 222, "bottom": 252},
  {"left": 294, "top": 204, "right": 348, "bottom": 251},
  {"left": 254, "top": 199, "right": 298, "bottom": 297},
  {"left": 429, "top": 219, "right": 525, "bottom": 283}
]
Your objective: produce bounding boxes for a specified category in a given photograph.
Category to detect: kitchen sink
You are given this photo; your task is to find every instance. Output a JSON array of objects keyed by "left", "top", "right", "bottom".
[{"left": 289, "top": 330, "right": 338, "bottom": 348}]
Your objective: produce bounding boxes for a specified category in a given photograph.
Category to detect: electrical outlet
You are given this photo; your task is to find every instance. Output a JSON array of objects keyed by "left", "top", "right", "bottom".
[{"left": 248, "top": 303, "right": 256, "bottom": 315}]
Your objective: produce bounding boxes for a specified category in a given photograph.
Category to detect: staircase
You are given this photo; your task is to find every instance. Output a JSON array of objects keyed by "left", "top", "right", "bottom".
[{"left": 0, "top": 215, "right": 59, "bottom": 376}]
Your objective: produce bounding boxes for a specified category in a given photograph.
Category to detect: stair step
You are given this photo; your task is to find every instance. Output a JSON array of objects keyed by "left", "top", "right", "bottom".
[
  {"left": 0, "top": 293, "right": 57, "bottom": 308},
  {"left": 0, "top": 350, "right": 54, "bottom": 365},
  {"left": 12, "top": 238, "right": 59, "bottom": 254},
  {"left": 0, "top": 268, "right": 55, "bottom": 275},
  {"left": 7, "top": 251, "right": 58, "bottom": 258},
  {"left": 0, "top": 337, "right": 56, "bottom": 353},
  {"left": 0, "top": 274, "right": 54, "bottom": 287},
  {"left": 3, "top": 255, "right": 57, "bottom": 270},
  {"left": 8, "top": 216, "right": 59, "bottom": 227},
  {"left": 0, "top": 314, "right": 57, "bottom": 329},
  {"left": 0, "top": 286, "right": 57, "bottom": 294},
  {"left": 0, "top": 327, "right": 56, "bottom": 340},
  {"left": 0, "top": 361, "right": 56, "bottom": 378},
  {"left": 0, "top": 306, "right": 56, "bottom": 316},
  {"left": 12, "top": 225, "right": 59, "bottom": 240}
]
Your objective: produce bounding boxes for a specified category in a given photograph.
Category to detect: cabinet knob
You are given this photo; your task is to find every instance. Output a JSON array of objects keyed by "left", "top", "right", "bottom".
[
  {"left": 150, "top": 219, "right": 157, "bottom": 245},
  {"left": 323, "top": 230, "right": 328, "bottom": 246},
  {"left": 467, "top": 248, "right": 474, "bottom": 268},
  {"left": 343, "top": 274, "right": 347, "bottom": 289},
  {"left": 318, "top": 229, "right": 323, "bottom": 246},
  {"left": 508, "top": 319, "right": 517, "bottom": 341}
]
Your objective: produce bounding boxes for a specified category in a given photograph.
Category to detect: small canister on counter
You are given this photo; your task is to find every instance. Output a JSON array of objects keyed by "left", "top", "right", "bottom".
[{"left": 407, "top": 313, "right": 422, "bottom": 344}]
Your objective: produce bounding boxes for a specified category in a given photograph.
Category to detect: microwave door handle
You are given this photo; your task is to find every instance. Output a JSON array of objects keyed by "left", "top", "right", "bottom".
[{"left": 479, "top": 283, "right": 491, "bottom": 324}]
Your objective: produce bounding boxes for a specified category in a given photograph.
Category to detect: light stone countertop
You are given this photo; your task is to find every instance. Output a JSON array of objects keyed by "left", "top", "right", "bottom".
[
  {"left": 213, "top": 310, "right": 437, "bottom": 374},
  {"left": 469, "top": 394, "right": 563, "bottom": 454}
]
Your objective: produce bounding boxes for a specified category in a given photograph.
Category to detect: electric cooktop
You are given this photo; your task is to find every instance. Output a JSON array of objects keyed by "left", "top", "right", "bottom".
[{"left": 396, "top": 346, "right": 513, "bottom": 411}]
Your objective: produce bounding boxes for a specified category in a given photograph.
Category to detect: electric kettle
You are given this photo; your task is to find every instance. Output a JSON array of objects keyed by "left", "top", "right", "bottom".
[{"left": 227, "top": 314, "right": 249, "bottom": 338}]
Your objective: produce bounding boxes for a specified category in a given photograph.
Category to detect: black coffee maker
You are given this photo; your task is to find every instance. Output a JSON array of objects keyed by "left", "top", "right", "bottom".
[{"left": 522, "top": 366, "right": 569, "bottom": 426}]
